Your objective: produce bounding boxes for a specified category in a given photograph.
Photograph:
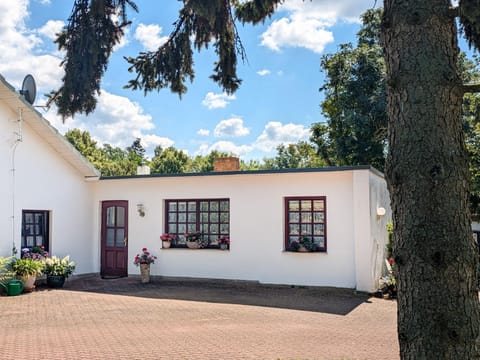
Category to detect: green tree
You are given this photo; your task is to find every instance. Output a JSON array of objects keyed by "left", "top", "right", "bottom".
[
  {"left": 64, "top": 128, "right": 106, "bottom": 170},
  {"left": 265, "top": 142, "right": 325, "bottom": 170},
  {"left": 150, "top": 146, "right": 190, "bottom": 174},
  {"left": 314, "top": 9, "right": 387, "bottom": 170},
  {"left": 188, "top": 150, "right": 231, "bottom": 173}
]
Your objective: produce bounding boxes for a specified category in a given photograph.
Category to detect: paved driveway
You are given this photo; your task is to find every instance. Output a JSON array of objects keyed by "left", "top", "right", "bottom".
[{"left": 0, "top": 275, "right": 398, "bottom": 359}]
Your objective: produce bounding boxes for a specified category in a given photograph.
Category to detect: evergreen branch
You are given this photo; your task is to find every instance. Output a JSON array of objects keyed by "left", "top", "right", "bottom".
[{"left": 463, "top": 83, "right": 480, "bottom": 93}]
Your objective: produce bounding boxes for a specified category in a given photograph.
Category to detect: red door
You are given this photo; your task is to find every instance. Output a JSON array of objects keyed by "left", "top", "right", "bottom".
[{"left": 101, "top": 201, "right": 128, "bottom": 278}]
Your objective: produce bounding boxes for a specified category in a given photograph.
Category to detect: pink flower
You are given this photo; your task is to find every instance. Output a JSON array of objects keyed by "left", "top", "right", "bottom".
[{"left": 142, "top": 247, "right": 147, "bottom": 252}]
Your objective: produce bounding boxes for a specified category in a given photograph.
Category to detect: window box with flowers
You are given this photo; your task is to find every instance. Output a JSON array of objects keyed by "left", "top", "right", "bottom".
[
  {"left": 133, "top": 248, "right": 157, "bottom": 283},
  {"left": 160, "top": 233, "right": 176, "bottom": 249}
]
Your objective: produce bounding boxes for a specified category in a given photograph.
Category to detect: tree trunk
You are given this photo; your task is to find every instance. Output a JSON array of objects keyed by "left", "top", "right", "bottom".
[{"left": 382, "top": 1, "right": 480, "bottom": 358}]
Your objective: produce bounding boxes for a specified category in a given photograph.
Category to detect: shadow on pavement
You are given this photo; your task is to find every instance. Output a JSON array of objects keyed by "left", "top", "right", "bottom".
[{"left": 43, "top": 274, "right": 372, "bottom": 316}]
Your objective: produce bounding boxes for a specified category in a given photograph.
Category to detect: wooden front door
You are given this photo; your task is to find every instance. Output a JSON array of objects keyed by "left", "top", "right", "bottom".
[{"left": 101, "top": 201, "right": 128, "bottom": 278}]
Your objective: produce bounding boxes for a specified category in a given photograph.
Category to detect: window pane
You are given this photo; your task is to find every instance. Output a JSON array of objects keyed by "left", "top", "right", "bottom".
[
  {"left": 289, "top": 212, "right": 299, "bottom": 223},
  {"left": 178, "top": 213, "right": 186, "bottom": 223},
  {"left": 168, "top": 213, "right": 177, "bottom": 222},
  {"left": 25, "top": 213, "right": 33, "bottom": 223},
  {"left": 168, "top": 224, "right": 177, "bottom": 233},
  {"left": 26, "top": 225, "right": 34, "bottom": 235},
  {"left": 188, "top": 202, "right": 196, "bottom": 211},
  {"left": 301, "top": 213, "right": 312, "bottom": 223},
  {"left": 106, "top": 207, "right": 115, "bottom": 226},
  {"left": 289, "top": 224, "right": 300, "bottom": 235},
  {"left": 35, "top": 213, "right": 43, "bottom": 223},
  {"left": 220, "top": 224, "right": 229, "bottom": 233},
  {"left": 35, "top": 236, "right": 43, "bottom": 246},
  {"left": 179, "top": 224, "right": 187, "bottom": 234},
  {"left": 210, "top": 224, "right": 218, "bottom": 233},
  {"left": 314, "top": 224, "right": 324, "bottom": 235},
  {"left": 200, "top": 201, "right": 209, "bottom": 211},
  {"left": 220, "top": 212, "right": 229, "bottom": 223},
  {"left": 220, "top": 201, "right": 229, "bottom": 211},
  {"left": 178, "top": 202, "right": 186, "bottom": 212},
  {"left": 210, "top": 213, "right": 219, "bottom": 222},
  {"left": 187, "top": 224, "right": 196, "bottom": 232},
  {"left": 313, "top": 200, "right": 324, "bottom": 211},
  {"left": 200, "top": 212, "right": 209, "bottom": 222},
  {"left": 116, "top": 229, "right": 125, "bottom": 247},
  {"left": 200, "top": 224, "right": 209, "bottom": 233},
  {"left": 169, "top": 202, "right": 177, "bottom": 211},
  {"left": 106, "top": 229, "right": 115, "bottom": 247},
  {"left": 313, "top": 212, "right": 324, "bottom": 223},
  {"left": 289, "top": 200, "right": 299, "bottom": 211},
  {"left": 116, "top": 207, "right": 125, "bottom": 227},
  {"left": 301, "top": 200, "right": 312, "bottom": 211},
  {"left": 314, "top": 236, "right": 325, "bottom": 248},
  {"left": 210, "top": 201, "right": 219, "bottom": 211},
  {"left": 188, "top": 213, "right": 196, "bottom": 222},
  {"left": 301, "top": 224, "right": 312, "bottom": 235},
  {"left": 26, "top": 236, "right": 34, "bottom": 247}
]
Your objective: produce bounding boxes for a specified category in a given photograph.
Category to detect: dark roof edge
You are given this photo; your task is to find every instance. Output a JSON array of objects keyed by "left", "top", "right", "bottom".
[{"left": 100, "top": 165, "right": 384, "bottom": 181}]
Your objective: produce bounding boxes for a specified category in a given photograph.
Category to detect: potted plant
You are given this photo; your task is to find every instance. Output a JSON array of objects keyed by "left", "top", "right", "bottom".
[
  {"left": 288, "top": 235, "right": 314, "bottom": 252},
  {"left": 133, "top": 248, "right": 157, "bottom": 283},
  {"left": 184, "top": 231, "right": 208, "bottom": 249},
  {"left": 10, "top": 258, "right": 44, "bottom": 291},
  {"left": 0, "top": 256, "right": 23, "bottom": 296},
  {"left": 21, "top": 246, "right": 49, "bottom": 260},
  {"left": 217, "top": 237, "right": 230, "bottom": 250},
  {"left": 160, "top": 233, "right": 176, "bottom": 248},
  {"left": 43, "top": 256, "right": 76, "bottom": 288}
]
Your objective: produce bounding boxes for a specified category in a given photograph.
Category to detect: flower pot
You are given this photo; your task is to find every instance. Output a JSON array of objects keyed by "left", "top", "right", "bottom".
[
  {"left": 219, "top": 243, "right": 229, "bottom": 250},
  {"left": 20, "top": 274, "right": 37, "bottom": 291},
  {"left": 140, "top": 264, "right": 150, "bottom": 283},
  {"left": 46, "top": 275, "right": 66, "bottom": 288},
  {"left": 162, "top": 240, "right": 171, "bottom": 249},
  {"left": 186, "top": 241, "right": 201, "bottom": 249},
  {"left": 297, "top": 246, "right": 309, "bottom": 252}
]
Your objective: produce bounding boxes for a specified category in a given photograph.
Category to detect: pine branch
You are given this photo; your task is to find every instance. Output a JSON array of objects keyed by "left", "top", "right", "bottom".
[{"left": 463, "top": 83, "right": 480, "bottom": 93}]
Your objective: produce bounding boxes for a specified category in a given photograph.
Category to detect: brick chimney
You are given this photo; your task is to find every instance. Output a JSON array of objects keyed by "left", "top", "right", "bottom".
[{"left": 213, "top": 157, "right": 240, "bottom": 172}]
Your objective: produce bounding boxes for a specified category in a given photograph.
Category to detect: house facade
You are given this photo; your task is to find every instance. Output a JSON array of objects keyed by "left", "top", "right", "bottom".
[{"left": 1, "top": 74, "right": 392, "bottom": 292}]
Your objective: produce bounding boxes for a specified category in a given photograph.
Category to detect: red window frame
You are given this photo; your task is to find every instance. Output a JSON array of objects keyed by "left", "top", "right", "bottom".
[
  {"left": 164, "top": 199, "right": 230, "bottom": 248},
  {"left": 284, "top": 196, "right": 327, "bottom": 252}
]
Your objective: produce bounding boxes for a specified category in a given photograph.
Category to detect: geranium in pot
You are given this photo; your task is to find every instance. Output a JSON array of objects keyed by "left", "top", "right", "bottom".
[
  {"left": 160, "top": 233, "right": 176, "bottom": 248},
  {"left": 217, "top": 237, "right": 230, "bottom": 250},
  {"left": 134, "top": 248, "right": 157, "bottom": 283},
  {"left": 43, "top": 256, "right": 76, "bottom": 288},
  {"left": 184, "top": 231, "right": 209, "bottom": 249}
]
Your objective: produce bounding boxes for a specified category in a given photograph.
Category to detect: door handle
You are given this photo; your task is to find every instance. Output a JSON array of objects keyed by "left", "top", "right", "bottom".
[{"left": 124, "top": 238, "right": 128, "bottom": 246}]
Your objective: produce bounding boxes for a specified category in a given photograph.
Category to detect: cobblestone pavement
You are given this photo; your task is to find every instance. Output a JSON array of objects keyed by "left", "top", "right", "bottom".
[{"left": 0, "top": 275, "right": 399, "bottom": 360}]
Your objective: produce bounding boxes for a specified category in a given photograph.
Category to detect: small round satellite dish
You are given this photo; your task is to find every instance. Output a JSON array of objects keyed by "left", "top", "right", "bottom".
[{"left": 20, "top": 74, "right": 36, "bottom": 105}]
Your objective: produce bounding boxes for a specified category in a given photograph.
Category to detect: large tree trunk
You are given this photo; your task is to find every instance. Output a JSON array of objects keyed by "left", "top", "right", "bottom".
[{"left": 381, "top": 0, "right": 480, "bottom": 358}]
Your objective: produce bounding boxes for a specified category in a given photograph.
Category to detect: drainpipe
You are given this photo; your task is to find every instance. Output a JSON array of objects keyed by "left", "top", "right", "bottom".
[{"left": 11, "top": 108, "right": 23, "bottom": 256}]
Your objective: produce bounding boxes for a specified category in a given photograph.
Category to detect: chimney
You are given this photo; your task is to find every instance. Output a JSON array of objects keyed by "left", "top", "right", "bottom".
[
  {"left": 136, "top": 165, "right": 151, "bottom": 175},
  {"left": 213, "top": 157, "right": 240, "bottom": 172}
]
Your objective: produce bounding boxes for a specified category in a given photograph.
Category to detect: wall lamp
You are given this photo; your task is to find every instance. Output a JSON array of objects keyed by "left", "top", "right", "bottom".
[{"left": 137, "top": 203, "right": 145, "bottom": 217}]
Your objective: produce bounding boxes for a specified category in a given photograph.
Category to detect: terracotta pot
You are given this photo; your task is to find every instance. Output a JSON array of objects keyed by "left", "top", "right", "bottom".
[
  {"left": 186, "top": 241, "right": 201, "bottom": 249},
  {"left": 21, "top": 274, "right": 37, "bottom": 291}
]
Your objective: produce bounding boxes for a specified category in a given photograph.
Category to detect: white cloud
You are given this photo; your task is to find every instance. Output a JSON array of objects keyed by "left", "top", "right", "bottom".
[
  {"left": 134, "top": 23, "right": 168, "bottom": 51},
  {"left": 257, "top": 69, "right": 271, "bottom": 76},
  {"left": 261, "top": 17, "right": 334, "bottom": 54},
  {"left": 254, "top": 121, "right": 311, "bottom": 152},
  {"left": 196, "top": 141, "right": 253, "bottom": 157},
  {"left": 260, "top": 0, "right": 375, "bottom": 54},
  {"left": 202, "top": 92, "right": 236, "bottom": 109},
  {"left": 214, "top": 117, "right": 249, "bottom": 138},
  {"left": 37, "top": 20, "right": 64, "bottom": 40},
  {"left": 197, "top": 129, "right": 210, "bottom": 136},
  {"left": 47, "top": 90, "right": 170, "bottom": 157}
]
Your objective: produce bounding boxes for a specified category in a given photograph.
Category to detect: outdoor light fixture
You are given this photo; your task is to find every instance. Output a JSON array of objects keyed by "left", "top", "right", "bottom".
[
  {"left": 376, "top": 207, "right": 386, "bottom": 217},
  {"left": 137, "top": 203, "right": 145, "bottom": 217}
]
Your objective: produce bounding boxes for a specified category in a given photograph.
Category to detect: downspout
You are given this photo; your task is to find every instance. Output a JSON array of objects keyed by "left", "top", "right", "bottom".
[{"left": 11, "top": 108, "right": 23, "bottom": 256}]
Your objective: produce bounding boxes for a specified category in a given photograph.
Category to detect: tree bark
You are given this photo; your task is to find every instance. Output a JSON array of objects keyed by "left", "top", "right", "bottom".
[{"left": 382, "top": 1, "right": 480, "bottom": 358}]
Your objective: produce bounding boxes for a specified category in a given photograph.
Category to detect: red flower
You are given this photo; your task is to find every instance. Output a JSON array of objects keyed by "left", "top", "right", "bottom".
[{"left": 142, "top": 247, "right": 147, "bottom": 252}]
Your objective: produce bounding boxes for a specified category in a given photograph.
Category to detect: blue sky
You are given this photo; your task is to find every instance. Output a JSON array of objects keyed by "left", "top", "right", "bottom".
[{"left": 1, "top": 1, "right": 385, "bottom": 160}]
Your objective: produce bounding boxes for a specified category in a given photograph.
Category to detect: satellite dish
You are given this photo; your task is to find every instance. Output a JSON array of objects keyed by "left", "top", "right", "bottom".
[{"left": 20, "top": 74, "right": 36, "bottom": 105}]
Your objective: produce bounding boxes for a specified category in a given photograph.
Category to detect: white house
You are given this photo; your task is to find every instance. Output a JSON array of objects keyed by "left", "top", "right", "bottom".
[{"left": 0, "top": 74, "right": 392, "bottom": 292}]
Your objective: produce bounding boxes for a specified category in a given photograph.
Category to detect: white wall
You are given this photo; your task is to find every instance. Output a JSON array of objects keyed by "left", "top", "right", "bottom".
[
  {"left": 93, "top": 170, "right": 374, "bottom": 289},
  {"left": 0, "top": 105, "right": 95, "bottom": 273}
]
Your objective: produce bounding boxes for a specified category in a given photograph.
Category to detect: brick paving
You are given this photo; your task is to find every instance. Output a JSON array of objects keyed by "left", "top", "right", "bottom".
[{"left": 0, "top": 275, "right": 399, "bottom": 360}]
